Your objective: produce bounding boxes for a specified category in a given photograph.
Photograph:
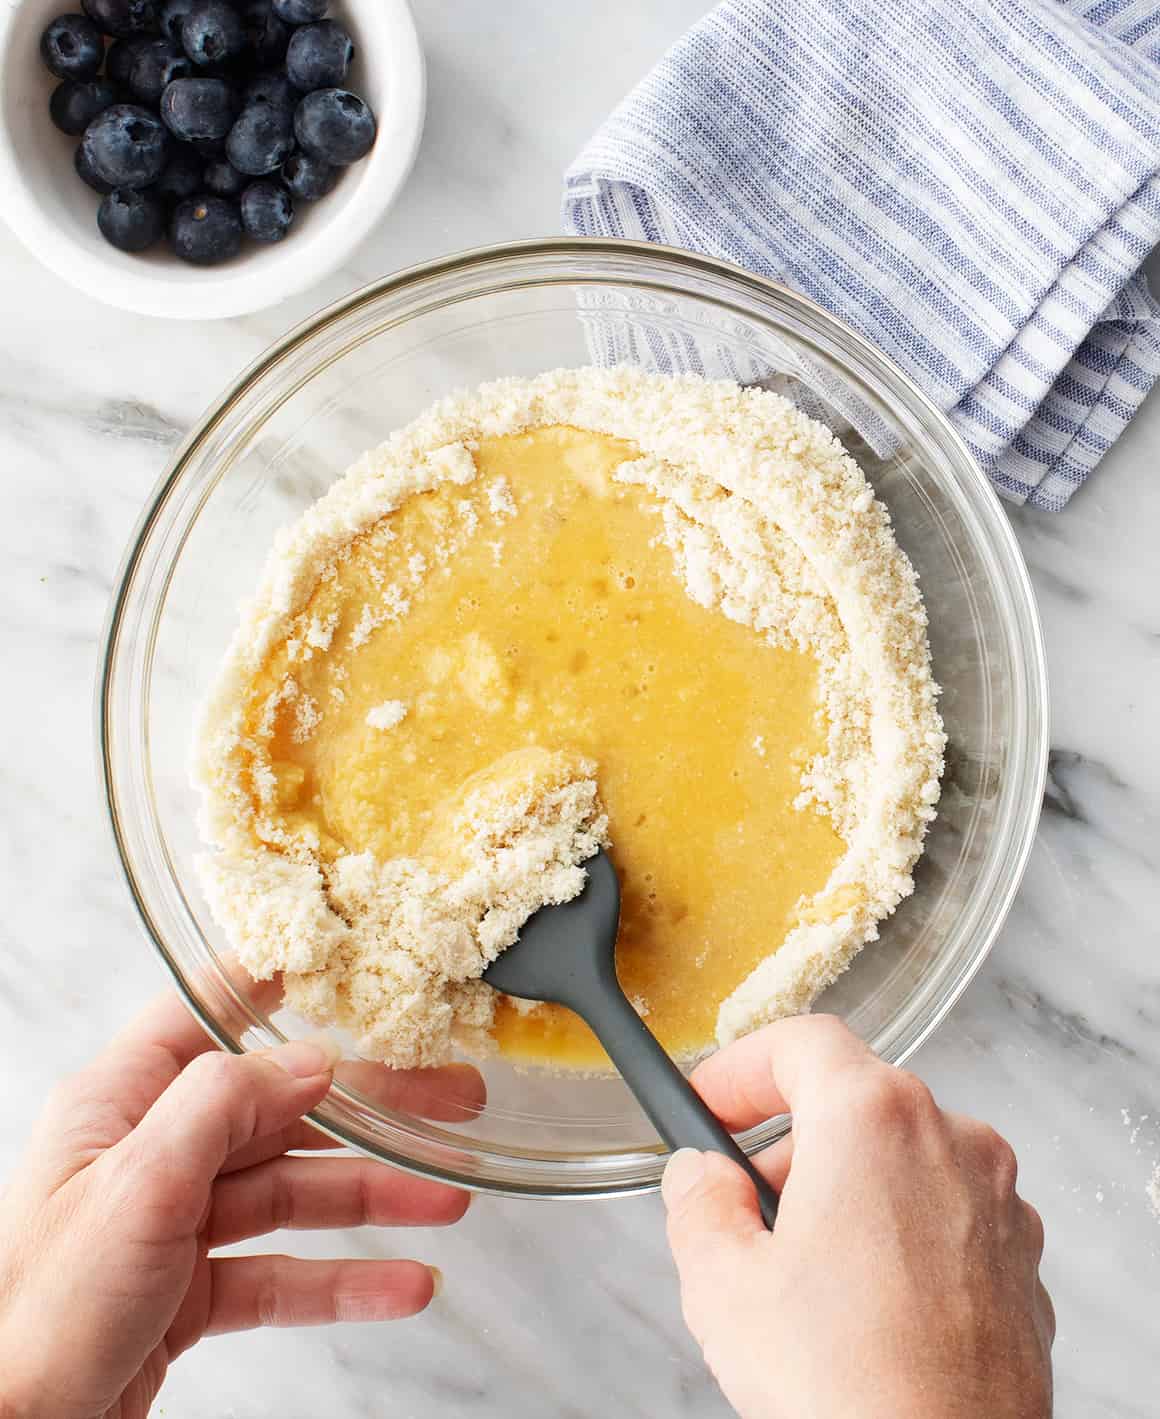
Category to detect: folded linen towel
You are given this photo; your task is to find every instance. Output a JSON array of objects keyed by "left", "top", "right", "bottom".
[{"left": 563, "top": 0, "right": 1160, "bottom": 509}]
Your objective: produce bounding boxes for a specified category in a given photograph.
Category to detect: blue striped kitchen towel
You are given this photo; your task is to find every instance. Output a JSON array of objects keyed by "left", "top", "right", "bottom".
[{"left": 562, "top": 0, "right": 1160, "bottom": 509}]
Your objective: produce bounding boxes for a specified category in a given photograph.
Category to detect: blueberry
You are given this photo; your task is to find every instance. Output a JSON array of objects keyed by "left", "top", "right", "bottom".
[
  {"left": 240, "top": 178, "right": 292, "bottom": 241},
  {"left": 170, "top": 193, "right": 241, "bottom": 263},
  {"left": 281, "top": 149, "right": 335, "bottom": 200},
  {"left": 285, "top": 21, "right": 351, "bottom": 91},
  {"left": 153, "top": 145, "right": 203, "bottom": 200},
  {"left": 192, "top": 134, "right": 226, "bottom": 157},
  {"left": 157, "top": 0, "right": 192, "bottom": 43},
  {"left": 105, "top": 36, "right": 145, "bottom": 83},
  {"left": 294, "top": 88, "right": 374, "bottom": 165},
  {"left": 243, "top": 70, "right": 297, "bottom": 116},
  {"left": 226, "top": 101, "right": 293, "bottom": 174},
  {"left": 97, "top": 186, "right": 166, "bottom": 250},
  {"left": 49, "top": 78, "right": 121, "bottom": 136},
  {"left": 81, "top": 0, "right": 158, "bottom": 38},
  {"left": 81, "top": 103, "right": 170, "bottom": 187},
  {"left": 203, "top": 157, "right": 246, "bottom": 195},
  {"left": 160, "top": 76, "right": 238, "bottom": 140},
  {"left": 244, "top": 6, "right": 290, "bottom": 68},
  {"left": 271, "top": 0, "right": 326, "bottom": 22},
  {"left": 128, "top": 38, "right": 191, "bottom": 101},
  {"left": 181, "top": 0, "right": 246, "bottom": 66},
  {"left": 74, "top": 141, "right": 115, "bottom": 192},
  {"left": 40, "top": 14, "right": 105, "bottom": 80}
]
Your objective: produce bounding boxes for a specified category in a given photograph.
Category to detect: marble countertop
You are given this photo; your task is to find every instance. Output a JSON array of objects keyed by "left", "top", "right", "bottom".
[{"left": 2, "top": 2, "right": 1158, "bottom": 1415}]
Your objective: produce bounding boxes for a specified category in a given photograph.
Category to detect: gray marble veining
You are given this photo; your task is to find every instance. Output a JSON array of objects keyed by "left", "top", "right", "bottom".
[{"left": 2, "top": 2, "right": 1158, "bottom": 1415}]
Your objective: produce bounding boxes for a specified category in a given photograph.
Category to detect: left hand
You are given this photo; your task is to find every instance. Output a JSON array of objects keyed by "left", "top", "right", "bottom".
[{"left": 0, "top": 994, "right": 479, "bottom": 1419}]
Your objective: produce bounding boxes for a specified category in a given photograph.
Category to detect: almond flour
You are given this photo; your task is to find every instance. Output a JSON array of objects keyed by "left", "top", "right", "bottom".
[
  {"left": 194, "top": 367, "right": 945, "bottom": 1068},
  {"left": 365, "top": 699, "right": 407, "bottom": 731}
]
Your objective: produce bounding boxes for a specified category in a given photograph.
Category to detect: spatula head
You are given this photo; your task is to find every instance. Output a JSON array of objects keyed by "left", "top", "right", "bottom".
[{"left": 481, "top": 847, "right": 621, "bottom": 1010}]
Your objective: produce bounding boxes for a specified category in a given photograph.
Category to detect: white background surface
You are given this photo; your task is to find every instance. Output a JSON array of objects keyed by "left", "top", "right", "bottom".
[{"left": 2, "top": 2, "right": 1158, "bottom": 1415}]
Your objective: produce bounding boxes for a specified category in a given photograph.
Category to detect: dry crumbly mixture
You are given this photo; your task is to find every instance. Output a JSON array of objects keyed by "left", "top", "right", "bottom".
[
  {"left": 365, "top": 699, "right": 407, "bottom": 730},
  {"left": 194, "top": 367, "right": 945, "bottom": 1068},
  {"left": 198, "top": 743, "right": 607, "bottom": 1064}
]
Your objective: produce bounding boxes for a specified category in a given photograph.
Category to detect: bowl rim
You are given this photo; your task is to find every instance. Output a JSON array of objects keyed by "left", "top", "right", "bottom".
[
  {"left": 0, "top": 0, "right": 425, "bottom": 320},
  {"left": 98, "top": 235, "right": 1049, "bottom": 1199}
]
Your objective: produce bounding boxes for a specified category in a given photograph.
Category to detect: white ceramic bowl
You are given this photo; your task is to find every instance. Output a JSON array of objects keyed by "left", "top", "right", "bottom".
[{"left": 0, "top": 0, "right": 424, "bottom": 319}]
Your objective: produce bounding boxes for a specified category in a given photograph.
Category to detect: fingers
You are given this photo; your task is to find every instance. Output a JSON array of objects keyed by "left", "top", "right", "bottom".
[
  {"left": 64, "top": 989, "right": 483, "bottom": 1179},
  {"left": 103, "top": 1040, "right": 340, "bottom": 1224},
  {"left": 87, "top": 977, "right": 295, "bottom": 1115},
  {"left": 690, "top": 1015, "right": 875, "bottom": 1130},
  {"left": 204, "top": 1255, "right": 437, "bottom": 1336},
  {"left": 662, "top": 1149, "right": 767, "bottom": 1275},
  {"left": 208, "top": 1156, "right": 469, "bottom": 1246},
  {"left": 28, "top": 995, "right": 226, "bottom": 1190},
  {"left": 1036, "top": 1280, "right": 1056, "bottom": 1347},
  {"left": 662, "top": 1150, "right": 771, "bottom": 1348},
  {"left": 750, "top": 1133, "right": 794, "bottom": 1194},
  {"left": 37, "top": 986, "right": 483, "bottom": 1200},
  {"left": 221, "top": 1118, "right": 347, "bottom": 1174},
  {"left": 221, "top": 1061, "right": 488, "bottom": 1173},
  {"left": 1020, "top": 1199, "right": 1045, "bottom": 1260},
  {"left": 108, "top": 992, "right": 221, "bottom": 1073},
  {"left": 334, "top": 1060, "right": 487, "bottom": 1121}
]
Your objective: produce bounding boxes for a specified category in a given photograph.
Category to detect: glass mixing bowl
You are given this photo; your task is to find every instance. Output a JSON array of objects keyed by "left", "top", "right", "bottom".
[{"left": 100, "top": 238, "right": 1048, "bottom": 1199}]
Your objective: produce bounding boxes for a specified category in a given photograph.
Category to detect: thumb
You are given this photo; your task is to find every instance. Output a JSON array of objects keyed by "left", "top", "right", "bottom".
[
  {"left": 101, "top": 1039, "right": 340, "bottom": 1218},
  {"left": 662, "top": 1148, "right": 767, "bottom": 1290}
]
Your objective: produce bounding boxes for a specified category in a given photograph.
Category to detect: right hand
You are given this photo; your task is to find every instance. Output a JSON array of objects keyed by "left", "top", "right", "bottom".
[{"left": 662, "top": 1016, "right": 1053, "bottom": 1419}]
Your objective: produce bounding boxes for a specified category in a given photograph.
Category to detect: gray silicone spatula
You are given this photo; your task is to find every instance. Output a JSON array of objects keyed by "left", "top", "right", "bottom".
[{"left": 482, "top": 847, "right": 779, "bottom": 1228}]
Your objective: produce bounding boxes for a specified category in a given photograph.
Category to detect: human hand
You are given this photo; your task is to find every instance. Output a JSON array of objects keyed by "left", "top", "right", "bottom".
[
  {"left": 0, "top": 994, "right": 480, "bottom": 1419},
  {"left": 662, "top": 1016, "right": 1053, "bottom": 1419}
]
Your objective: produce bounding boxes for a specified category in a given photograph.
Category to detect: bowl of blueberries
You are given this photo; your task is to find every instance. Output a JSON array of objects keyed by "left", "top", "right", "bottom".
[{"left": 0, "top": 0, "right": 424, "bottom": 317}]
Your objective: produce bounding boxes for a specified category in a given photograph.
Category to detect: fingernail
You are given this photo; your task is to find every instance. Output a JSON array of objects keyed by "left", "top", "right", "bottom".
[
  {"left": 661, "top": 1148, "right": 706, "bottom": 1207},
  {"left": 428, "top": 1266, "right": 444, "bottom": 1299},
  {"left": 262, "top": 1035, "right": 342, "bottom": 1079}
]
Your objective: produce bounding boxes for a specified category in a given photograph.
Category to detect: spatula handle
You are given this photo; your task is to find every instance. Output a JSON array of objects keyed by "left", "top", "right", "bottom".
[{"left": 580, "top": 985, "right": 780, "bottom": 1230}]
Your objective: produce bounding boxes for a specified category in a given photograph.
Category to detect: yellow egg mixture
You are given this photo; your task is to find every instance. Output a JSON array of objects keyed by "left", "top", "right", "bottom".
[
  {"left": 197, "top": 368, "right": 944, "bottom": 1073},
  {"left": 243, "top": 425, "right": 844, "bottom": 1068}
]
